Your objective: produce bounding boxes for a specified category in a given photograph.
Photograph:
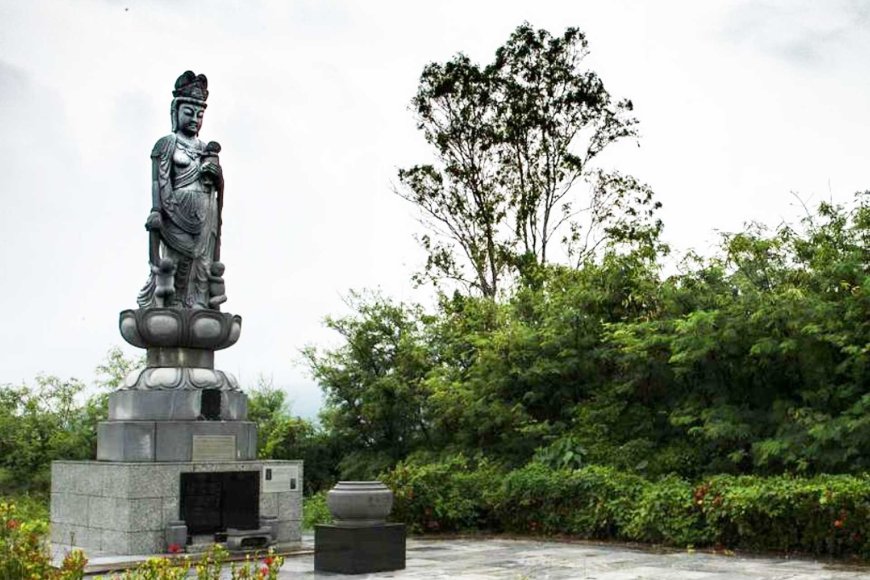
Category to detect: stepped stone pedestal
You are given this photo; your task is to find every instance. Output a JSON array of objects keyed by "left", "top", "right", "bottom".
[{"left": 51, "top": 309, "right": 304, "bottom": 556}]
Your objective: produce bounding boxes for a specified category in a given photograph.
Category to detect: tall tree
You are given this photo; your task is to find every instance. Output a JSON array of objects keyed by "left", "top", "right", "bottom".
[
  {"left": 397, "top": 23, "right": 660, "bottom": 297},
  {"left": 397, "top": 56, "right": 508, "bottom": 297},
  {"left": 494, "top": 24, "right": 641, "bottom": 264}
]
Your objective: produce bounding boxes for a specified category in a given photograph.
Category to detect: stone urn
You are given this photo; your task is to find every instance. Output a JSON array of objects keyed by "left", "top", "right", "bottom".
[{"left": 326, "top": 481, "right": 394, "bottom": 526}]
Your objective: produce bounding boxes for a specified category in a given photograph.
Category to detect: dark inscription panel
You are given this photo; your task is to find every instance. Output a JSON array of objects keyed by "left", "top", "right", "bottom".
[
  {"left": 180, "top": 471, "right": 259, "bottom": 535},
  {"left": 223, "top": 472, "right": 259, "bottom": 530}
]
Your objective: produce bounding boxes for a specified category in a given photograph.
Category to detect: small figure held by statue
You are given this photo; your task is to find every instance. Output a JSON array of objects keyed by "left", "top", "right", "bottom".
[{"left": 138, "top": 71, "right": 228, "bottom": 310}]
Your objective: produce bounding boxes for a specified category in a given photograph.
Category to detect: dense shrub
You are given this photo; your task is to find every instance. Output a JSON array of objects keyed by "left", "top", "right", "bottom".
[
  {"left": 0, "top": 501, "right": 87, "bottom": 579},
  {"left": 382, "top": 458, "right": 870, "bottom": 558},
  {"left": 0, "top": 505, "right": 285, "bottom": 580},
  {"left": 701, "top": 474, "right": 870, "bottom": 557},
  {"left": 382, "top": 454, "right": 501, "bottom": 533},
  {"left": 104, "top": 544, "right": 284, "bottom": 579},
  {"left": 495, "top": 464, "right": 645, "bottom": 538},
  {"left": 302, "top": 491, "right": 332, "bottom": 529},
  {"left": 622, "top": 474, "right": 710, "bottom": 546}
]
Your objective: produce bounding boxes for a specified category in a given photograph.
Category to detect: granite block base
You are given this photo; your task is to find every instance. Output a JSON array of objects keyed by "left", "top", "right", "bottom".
[
  {"left": 51, "top": 459, "right": 302, "bottom": 556},
  {"left": 314, "top": 523, "right": 406, "bottom": 574}
]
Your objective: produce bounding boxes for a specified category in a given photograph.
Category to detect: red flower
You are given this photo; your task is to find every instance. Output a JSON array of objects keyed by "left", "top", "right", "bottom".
[
  {"left": 168, "top": 542, "right": 182, "bottom": 554},
  {"left": 261, "top": 565, "right": 270, "bottom": 576},
  {"left": 834, "top": 519, "right": 844, "bottom": 529},
  {"left": 6, "top": 519, "right": 19, "bottom": 530},
  {"left": 263, "top": 556, "right": 274, "bottom": 566}
]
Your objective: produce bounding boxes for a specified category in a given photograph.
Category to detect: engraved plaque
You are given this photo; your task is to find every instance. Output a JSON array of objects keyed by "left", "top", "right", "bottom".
[
  {"left": 262, "top": 465, "right": 299, "bottom": 492},
  {"left": 192, "top": 435, "right": 236, "bottom": 461},
  {"left": 133, "top": 431, "right": 153, "bottom": 458}
]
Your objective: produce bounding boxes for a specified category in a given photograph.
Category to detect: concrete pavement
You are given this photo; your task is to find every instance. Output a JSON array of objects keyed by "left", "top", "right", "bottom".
[{"left": 279, "top": 535, "right": 870, "bottom": 579}]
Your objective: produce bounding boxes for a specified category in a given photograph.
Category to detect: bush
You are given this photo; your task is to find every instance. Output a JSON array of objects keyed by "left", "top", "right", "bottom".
[
  {"left": 3, "top": 491, "right": 49, "bottom": 521},
  {"left": 701, "top": 474, "right": 870, "bottom": 557},
  {"left": 623, "top": 474, "right": 710, "bottom": 546},
  {"left": 494, "top": 463, "right": 646, "bottom": 538},
  {"left": 0, "top": 501, "right": 87, "bottom": 579},
  {"left": 112, "top": 544, "right": 284, "bottom": 579},
  {"left": 302, "top": 491, "right": 332, "bottom": 530},
  {"left": 382, "top": 454, "right": 501, "bottom": 533},
  {"left": 0, "top": 499, "right": 289, "bottom": 579},
  {"left": 382, "top": 458, "right": 870, "bottom": 558}
]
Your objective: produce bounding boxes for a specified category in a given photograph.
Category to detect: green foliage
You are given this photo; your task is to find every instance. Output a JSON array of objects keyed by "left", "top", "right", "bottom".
[
  {"left": 246, "top": 377, "right": 290, "bottom": 455},
  {"left": 0, "top": 375, "right": 91, "bottom": 492},
  {"left": 309, "top": 194, "right": 869, "bottom": 483},
  {"left": 303, "top": 291, "right": 433, "bottom": 481},
  {"left": 622, "top": 475, "right": 710, "bottom": 546},
  {"left": 2, "top": 492, "right": 49, "bottom": 522},
  {"left": 236, "top": 379, "right": 340, "bottom": 494},
  {"left": 494, "top": 463, "right": 645, "bottom": 538},
  {"left": 533, "top": 435, "right": 586, "bottom": 471},
  {"left": 382, "top": 454, "right": 501, "bottom": 533},
  {"left": 95, "top": 347, "right": 144, "bottom": 391},
  {"left": 1, "top": 501, "right": 87, "bottom": 579},
  {"left": 114, "top": 555, "right": 191, "bottom": 580},
  {"left": 382, "top": 458, "right": 870, "bottom": 557},
  {"left": 700, "top": 474, "right": 870, "bottom": 557},
  {"left": 397, "top": 23, "right": 660, "bottom": 296},
  {"left": 108, "top": 544, "right": 284, "bottom": 579},
  {"left": 302, "top": 491, "right": 332, "bottom": 530},
  {"left": 0, "top": 347, "right": 142, "bottom": 495}
]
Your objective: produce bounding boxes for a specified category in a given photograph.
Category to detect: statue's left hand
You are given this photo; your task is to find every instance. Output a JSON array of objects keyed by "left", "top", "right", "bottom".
[{"left": 202, "top": 162, "right": 223, "bottom": 185}]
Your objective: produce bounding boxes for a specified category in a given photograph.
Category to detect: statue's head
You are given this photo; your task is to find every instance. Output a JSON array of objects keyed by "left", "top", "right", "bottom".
[{"left": 170, "top": 71, "right": 208, "bottom": 135}]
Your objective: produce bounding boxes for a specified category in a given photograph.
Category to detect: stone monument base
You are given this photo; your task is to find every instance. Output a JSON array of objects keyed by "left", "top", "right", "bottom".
[
  {"left": 314, "top": 523, "right": 406, "bottom": 574},
  {"left": 51, "top": 459, "right": 302, "bottom": 556},
  {"left": 97, "top": 420, "right": 257, "bottom": 462}
]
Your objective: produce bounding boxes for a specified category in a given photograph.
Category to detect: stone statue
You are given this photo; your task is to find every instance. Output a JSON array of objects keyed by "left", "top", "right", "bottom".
[
  {"left": 55, "top": 72, "right": 301, "bottom": 561},
  {"left": 117, "top": 71, "right": 242, "bottom": 394},
  {"left": 137, "top": 70, "right": 227, "bottom": 310}
]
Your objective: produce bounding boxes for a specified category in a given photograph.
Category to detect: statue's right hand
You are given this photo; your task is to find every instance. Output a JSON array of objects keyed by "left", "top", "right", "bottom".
[{"left": 145, "top": 211, "right": 163, "bottom": 231}]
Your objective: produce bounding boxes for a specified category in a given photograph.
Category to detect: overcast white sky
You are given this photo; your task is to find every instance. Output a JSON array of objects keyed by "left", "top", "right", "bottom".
[{"left": 1, "top": 0, "right": 868, "bottom": 418}]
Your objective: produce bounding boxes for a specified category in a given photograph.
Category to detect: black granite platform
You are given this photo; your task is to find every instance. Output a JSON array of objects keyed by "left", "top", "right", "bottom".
[{"left": 314, "top": 523, "right": 406, "bottom": 574}]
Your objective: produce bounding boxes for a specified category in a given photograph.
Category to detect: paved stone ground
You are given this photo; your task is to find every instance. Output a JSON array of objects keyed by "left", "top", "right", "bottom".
[{"left": 281, "top": 536, "right": 870, "bottom": 579}]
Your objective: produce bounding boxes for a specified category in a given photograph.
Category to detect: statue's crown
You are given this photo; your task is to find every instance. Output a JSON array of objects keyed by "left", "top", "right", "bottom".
[{"left": 173, "top": 71, "right": 208, "bottom": 103}]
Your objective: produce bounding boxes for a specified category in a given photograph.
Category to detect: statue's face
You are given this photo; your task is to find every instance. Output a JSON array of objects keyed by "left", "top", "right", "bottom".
[{"left": 177, "top": 103, "right": 205, "bottom": 136}]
